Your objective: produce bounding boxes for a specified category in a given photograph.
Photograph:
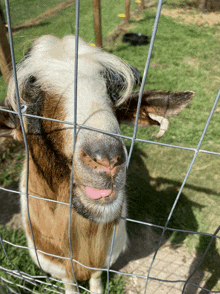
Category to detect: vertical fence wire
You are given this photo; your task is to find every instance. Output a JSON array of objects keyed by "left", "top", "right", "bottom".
[
  {"left": 67, "top": 0, "right": 80, "bottom": 292},
  {"left": 126, "top": 0, "right": 163, "bottom": 168},
  {"left": 106, "top": 219, "right": 118, "bottom": 294},
  {"left": 0, "top": 0, "right": 220, "bottom": 293}
]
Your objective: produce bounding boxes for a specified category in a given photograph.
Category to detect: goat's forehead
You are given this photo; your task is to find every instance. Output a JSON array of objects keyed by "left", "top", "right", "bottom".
[{"left": 30, "top": 38, "right": 115, "bottom": 124}]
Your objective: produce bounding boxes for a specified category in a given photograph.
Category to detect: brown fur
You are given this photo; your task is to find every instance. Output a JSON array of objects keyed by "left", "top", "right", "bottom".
[{"left": 25, "top": 162, "right": 117, "bottom": 281}]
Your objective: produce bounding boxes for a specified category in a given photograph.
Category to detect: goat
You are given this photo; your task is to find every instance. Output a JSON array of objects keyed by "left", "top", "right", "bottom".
[{"left": 0, "top": 35, "right": 194, "bottom": 293}]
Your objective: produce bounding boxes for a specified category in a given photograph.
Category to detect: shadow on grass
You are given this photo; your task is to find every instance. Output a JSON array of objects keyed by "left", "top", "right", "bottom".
[{"left": 112, "top": 145, "right": 220, "bottom": 293}]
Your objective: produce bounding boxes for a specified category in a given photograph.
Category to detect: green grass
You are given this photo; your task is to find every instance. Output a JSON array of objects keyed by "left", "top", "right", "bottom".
[
  {"left": 0, "top": 0, "right": 220, "bottom": 292},
  {"left": 111, "top": 12, "right": 220, "bottom": 148},
  {"left": 1, "top": 0, "right": 66, "bottom": 27}
]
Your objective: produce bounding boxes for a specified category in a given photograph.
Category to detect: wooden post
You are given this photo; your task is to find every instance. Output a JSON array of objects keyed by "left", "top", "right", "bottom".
[
  {"left": 92, "top": 0, "right": 102, "bottom": 47},
  {"left": 141, "top": 0, "right": 145, "bottom": 10},
  {"left": 0, "top": 14, "right": 11, "bottom": 86},
  {"left": 125, "top": 0, "right": 130, "bottom": 24}
]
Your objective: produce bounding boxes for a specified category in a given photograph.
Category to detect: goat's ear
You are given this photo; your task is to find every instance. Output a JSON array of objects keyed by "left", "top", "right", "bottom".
[
  {"left": 116, "top": 90, "right": 195, "bottom": 138},
  {"left": 0, "top": 100, "right": 22, "bottom": 140}
]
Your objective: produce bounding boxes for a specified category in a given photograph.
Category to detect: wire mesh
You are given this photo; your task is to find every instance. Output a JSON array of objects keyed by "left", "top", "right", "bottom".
[{"left": 0, "top": 0, "right": 220, "bottom": 293}]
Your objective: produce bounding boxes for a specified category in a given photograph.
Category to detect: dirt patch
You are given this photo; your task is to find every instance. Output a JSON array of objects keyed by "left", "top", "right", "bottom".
[
  {"left": 161, "top": 8, "right": 220, "bottom": 27},
  {"left": 112, "top": 221, "right": 214, "bottom": 294}
]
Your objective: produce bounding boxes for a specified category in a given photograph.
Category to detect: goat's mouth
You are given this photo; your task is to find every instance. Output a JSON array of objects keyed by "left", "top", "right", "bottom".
[
  {"left": 72, "top": 184, "right": 124, "bottom": 223},
  {"left": 81, "top": 185, "right": 117, "bottom": 203}
]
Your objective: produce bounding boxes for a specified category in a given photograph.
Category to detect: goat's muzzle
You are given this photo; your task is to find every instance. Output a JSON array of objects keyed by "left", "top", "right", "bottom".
[{"left": 72, "top": 135, "right": 127, "bottom": 206}]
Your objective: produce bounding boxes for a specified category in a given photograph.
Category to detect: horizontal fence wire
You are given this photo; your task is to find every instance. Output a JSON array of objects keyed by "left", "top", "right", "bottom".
[{"left": 0, "top": 0, "right": 220, "bottom": 293}]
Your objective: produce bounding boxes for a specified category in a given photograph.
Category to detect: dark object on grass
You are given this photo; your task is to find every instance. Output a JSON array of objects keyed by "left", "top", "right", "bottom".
[{"left": 122, "top": 33, "right": 149, "bottom": 46}]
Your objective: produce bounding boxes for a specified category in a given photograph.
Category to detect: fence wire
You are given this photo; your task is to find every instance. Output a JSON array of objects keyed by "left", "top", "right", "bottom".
[{"left": 0, "top": 0, "right": 220, "bottom": 293}]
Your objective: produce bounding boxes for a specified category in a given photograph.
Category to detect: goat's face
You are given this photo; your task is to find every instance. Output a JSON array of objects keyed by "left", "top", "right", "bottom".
[
  {"left": 1, "top": 35, "right": 135, "bottom": 223},
  {"left": 65, "top": 80, "right": 128, "bottom": 223}
]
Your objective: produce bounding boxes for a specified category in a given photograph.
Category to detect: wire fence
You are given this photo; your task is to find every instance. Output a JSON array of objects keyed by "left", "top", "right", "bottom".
[{"left": 0, "top": 0, "right": 220, "bottom": 293}]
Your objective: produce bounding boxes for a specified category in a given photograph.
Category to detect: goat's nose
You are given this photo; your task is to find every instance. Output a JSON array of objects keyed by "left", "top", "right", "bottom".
[
  {"left": 80, "top": 151, "right": 124, "bottom": 176},
  {"left": 79, "top": 141, "right": 126, "bottom": 177}
]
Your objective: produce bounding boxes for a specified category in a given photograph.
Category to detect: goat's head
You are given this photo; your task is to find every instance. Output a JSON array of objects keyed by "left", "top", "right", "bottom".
[
  {"left": 0, "top": 35, "right": 137, "bottom": 223},
  {"left": 0, "top": 35, "right": 195, "bottom": 224}
]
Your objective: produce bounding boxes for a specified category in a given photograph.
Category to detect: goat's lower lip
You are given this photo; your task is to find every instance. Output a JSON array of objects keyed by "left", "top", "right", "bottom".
[{"left": 85, "top": 187, "right": 112, "bottom": 199}]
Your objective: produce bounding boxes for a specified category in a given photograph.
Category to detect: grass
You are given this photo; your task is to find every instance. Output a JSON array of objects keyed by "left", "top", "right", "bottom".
[
  {"left": 1, "top": 0, "right": 66, "bottom": 27},
  {"left": 0, "top": 0, "right": 220, "bottom": 292},
  {"left": 111, "top": 13, "right": 220, "bottom": 148}
]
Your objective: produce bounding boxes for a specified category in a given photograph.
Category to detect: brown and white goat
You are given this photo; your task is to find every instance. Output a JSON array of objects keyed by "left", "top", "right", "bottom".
[{"left": 0, "top": 35, "right": 194, "bottom": 293}]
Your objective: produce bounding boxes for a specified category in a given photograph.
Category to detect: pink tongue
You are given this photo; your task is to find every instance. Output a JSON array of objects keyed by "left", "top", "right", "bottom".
[{"left": 85, "top": 187, "right": 112, "bottom": 199}]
